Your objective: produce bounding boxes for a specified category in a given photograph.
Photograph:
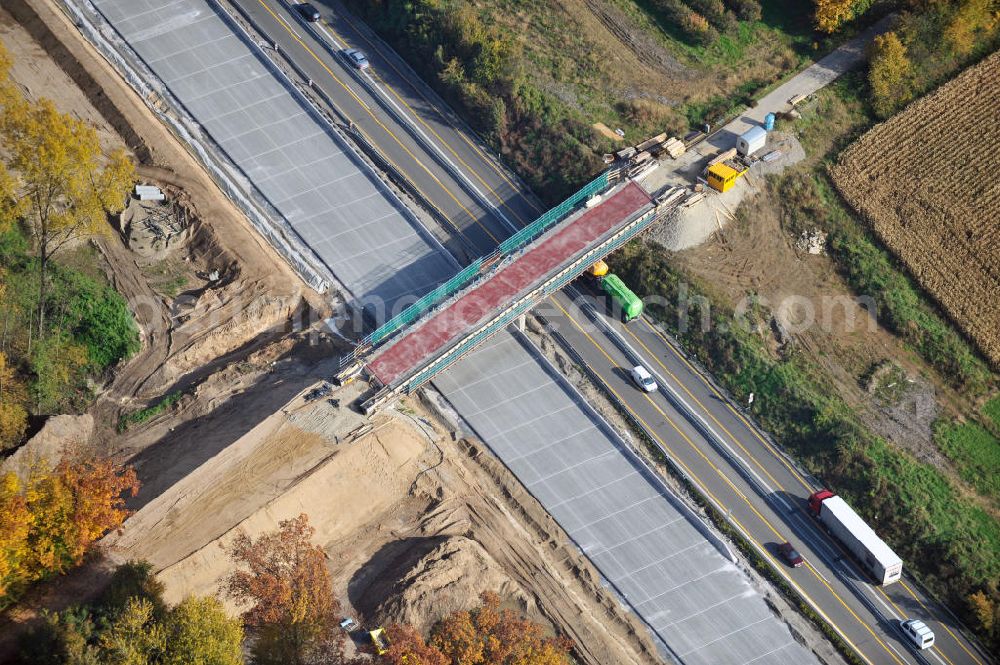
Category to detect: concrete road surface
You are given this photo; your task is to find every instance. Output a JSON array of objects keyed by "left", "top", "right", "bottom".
[
  {"left": 534, "top": 286, "right": 990, "bottom": 665},
  {"left": 434, "top": 329, "right": 818, "bottom": 665}
]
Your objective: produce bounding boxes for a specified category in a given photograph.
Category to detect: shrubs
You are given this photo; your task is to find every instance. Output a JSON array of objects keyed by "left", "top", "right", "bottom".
[
  {"left": 868, "top": 32, "right": 913, "bottom": 118},
  {"left": 609, "top": 239, "right": 1000, "bottom": 655},
  {"left": 0, "top": 228, "right": 138, "bottom": 447},
  {"left": 17, "top": 562, "right": 243, "bottom": 665}
]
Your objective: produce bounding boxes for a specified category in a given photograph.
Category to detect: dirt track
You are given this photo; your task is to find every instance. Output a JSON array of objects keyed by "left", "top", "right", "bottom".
[{"left": 0, "top": 3, "right": 672, "bottom": 663}]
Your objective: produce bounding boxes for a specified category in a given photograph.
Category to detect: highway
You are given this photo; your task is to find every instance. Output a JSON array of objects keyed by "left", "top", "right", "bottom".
[
  {"left": 213, "top": 2, "right": 989, "bottom": 664},
  {"left": 229, "top": 0, "right": 542, "bottom": 262},
  {"left": 538, "top": 288, "right": 989, "bottom": 665}
]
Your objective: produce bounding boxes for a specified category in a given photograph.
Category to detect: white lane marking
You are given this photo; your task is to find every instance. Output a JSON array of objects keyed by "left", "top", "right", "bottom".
[
  {"left": 360, "top": 68, "right": 518, "bottom": 232},
  {"left": 580, "top": 298, "right": 795, "bottom": 513},
  {"left": 276, "top": 11, "right": 300, "bottom": 38},
  {"left": 317, "top": 22, "right": 343, "bottom": 49},
  {"left": 299, "top": 8, "right": 518, "bottom": 233}
]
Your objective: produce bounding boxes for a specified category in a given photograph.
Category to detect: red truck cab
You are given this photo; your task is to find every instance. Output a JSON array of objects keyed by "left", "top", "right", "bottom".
[{"left": 808, "top": 489, "right": 835, "bottom": 515}]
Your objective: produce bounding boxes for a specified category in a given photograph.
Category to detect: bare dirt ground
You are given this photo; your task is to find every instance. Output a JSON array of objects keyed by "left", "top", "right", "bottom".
[
  {"left": 1, "top": 0, "right": 321, "bottom": 440},
  {"left": 100, "top": 380, "right": 664, "bottom": 665},
  {"left": 670, "top": 181, "right": 992, "bottom": 507},
  {"left": 0, "top": 3, "right": 677, "bottom": 663}
]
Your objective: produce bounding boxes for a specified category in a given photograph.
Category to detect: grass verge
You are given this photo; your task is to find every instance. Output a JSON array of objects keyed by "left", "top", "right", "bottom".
[
  {"left": 539, "top": 318, "right": 866, "bottom": 665},
  {"left": 117, "top": 391, "right": 184, "bottom": 433}
]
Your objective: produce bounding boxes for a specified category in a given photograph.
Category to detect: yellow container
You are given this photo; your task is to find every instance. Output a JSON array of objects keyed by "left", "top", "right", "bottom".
[
  {"left": 707, "top": 162, "right": 743, "bottom": 192},
  {"left": 589, "top": 260, "right": 609, "bottom": 277}
]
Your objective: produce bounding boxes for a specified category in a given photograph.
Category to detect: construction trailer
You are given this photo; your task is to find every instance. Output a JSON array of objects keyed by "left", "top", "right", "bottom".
[
  {"left": 736, "top": 126, "right": 767, "bottom": 157},
  {"left": 706, "top": 161, "right": 748, "bottom": 193}
]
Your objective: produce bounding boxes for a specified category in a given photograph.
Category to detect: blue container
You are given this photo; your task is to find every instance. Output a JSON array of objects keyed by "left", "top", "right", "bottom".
[{"left": 764, "top": 112, "right": 776, "bottom": 132}]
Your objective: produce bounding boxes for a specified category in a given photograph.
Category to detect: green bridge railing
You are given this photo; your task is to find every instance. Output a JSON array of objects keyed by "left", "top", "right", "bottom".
[{"left": 342, "top": 170, "right": 615, "bottom": 366}]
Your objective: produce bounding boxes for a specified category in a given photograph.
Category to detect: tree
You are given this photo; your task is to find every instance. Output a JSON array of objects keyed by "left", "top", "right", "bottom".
[
  {"left": 0, "top": 84, "right": 133, "bottom": 344},
  {"left": 0, "top": 472, "right": 31, "bottom": 600},
  {"left": 0, "top": 350, "right": 28, "bottom": 450},
  {"left": 814, "top": 0, "right": 855, "bottom": 32},
  {"left": 225, "top": 514, "right": 338, "bottom": 665},
  {"left": 24, "top": 456, "right": 140, "bottom": 576},
  {"left": 869, "top": 32, "right": 913, "bottom": 118},
  {"left": 161, "top": 596, "right": 244, "bottom": 665},
  {"left": 17, "top": 605, "right": 103, "bottom": 665},
  {"left": 381, "top": 625, "right": 448, "bottom": 665},
  {"left": 381, "top": 592, "right": 573, "bottom": 665},
  {"left": 943, "top": 0, "right": 995, "bottom": 56},
  {"left": 99, "top": 560, "right": 168, "bottom": 621},
  {"left": 99, "top": 597, "right": 165, "bottom": 665},
  {"left": 430, "top": 591, "right": 572, "bottom": 665},
  {"left": 0, "top": 455, "right": 138, "bottom": 606}
]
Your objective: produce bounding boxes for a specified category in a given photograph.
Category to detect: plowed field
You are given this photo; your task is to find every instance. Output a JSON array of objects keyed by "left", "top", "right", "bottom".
[{"left": 831, "top": 51, "right": 1000, "bottom": 365}]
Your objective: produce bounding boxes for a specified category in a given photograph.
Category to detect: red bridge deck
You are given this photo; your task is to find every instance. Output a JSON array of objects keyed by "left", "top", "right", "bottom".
[{"left": 367, "top": 181, "right": 652, "bottom": 386}]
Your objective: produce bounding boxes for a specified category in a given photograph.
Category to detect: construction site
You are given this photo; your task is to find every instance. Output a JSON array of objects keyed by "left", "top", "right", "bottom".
[{"left": 0, "top": 1, "right": 993, "bottom": 665}]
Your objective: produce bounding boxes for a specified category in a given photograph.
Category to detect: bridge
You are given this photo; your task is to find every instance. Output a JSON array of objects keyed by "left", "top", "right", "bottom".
[{"left": 336, "top": 166, "right": 682, "bottom": 413}]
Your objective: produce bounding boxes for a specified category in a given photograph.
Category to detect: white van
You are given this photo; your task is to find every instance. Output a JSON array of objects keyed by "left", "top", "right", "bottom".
[
  {"left": 899, "top": 619, "right": 935, "bottom": 650},
  {"left": 630, "top": 365, "right": 657, "bottom": 392}
]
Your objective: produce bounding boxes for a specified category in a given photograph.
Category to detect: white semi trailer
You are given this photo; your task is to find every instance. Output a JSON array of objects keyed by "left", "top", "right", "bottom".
[{"left": 808, "top": 489, "right": 902, "bottom": 585}]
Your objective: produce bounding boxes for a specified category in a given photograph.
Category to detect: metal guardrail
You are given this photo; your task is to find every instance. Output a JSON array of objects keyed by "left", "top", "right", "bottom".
[
  {"left": 397, "top": 203, "right": 661, "bottom": 393},
  {"left": 340, "top": 170, "right": 618, "bottom": 366}
]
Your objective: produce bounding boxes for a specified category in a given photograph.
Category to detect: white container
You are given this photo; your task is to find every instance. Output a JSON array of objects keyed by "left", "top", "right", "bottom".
[{"left": 736, "top": 126, "right": 767, "bottom": 157}]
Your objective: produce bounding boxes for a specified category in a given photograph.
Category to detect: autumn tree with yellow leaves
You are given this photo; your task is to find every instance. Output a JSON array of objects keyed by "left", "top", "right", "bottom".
[
  {"left": 0, "top": 350, "right": 28, "bottom": 449},
  {"left": 0, "top": 455, "right": 139, "bottom": 606},
  {"left": 383, "top": 591, "right": 573, "bottom": 665},
  {"left": 814, "top": 0, "right": 856, "bottom": 32},
  {"left": 868, "top": 32, "right": 914, "bottom": 118},
  {"left": 0, "top": 88, "right": 134, "bottom": 343}
]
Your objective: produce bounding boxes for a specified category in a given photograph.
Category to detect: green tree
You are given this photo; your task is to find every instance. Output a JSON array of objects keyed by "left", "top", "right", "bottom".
[
  {"left": 162, "top": 596, "right": 243, "bottom": 665},
  {"left": 17, "top": 606, "right": 103, "bottom": 665},
  {"left": 99, "top": 560, "right": 168, "bottom": 621},
  {"left": 868, "top": 32, "right": 913, "bottom": 118},
  {"left": 943, "top": 0, "right": 995, "bottom": 55},
  {"left": 99, "top": 597, "right": 165, "bottom": 665},
  {"left": 0, "top": 87, "right": 133, "bottom": 345}
]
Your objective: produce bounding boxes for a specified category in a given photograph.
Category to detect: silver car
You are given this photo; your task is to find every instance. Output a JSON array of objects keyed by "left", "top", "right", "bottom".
[{"left": 341, "top": 48, "right": 370, "bottom": 70}]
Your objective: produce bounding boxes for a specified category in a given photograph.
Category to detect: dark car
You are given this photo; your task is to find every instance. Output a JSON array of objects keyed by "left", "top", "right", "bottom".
[
  {"left": 778, "top": 542, "right": 804, "bottom": 568},
  {"left": 295, "top": 2, "right": 321, "bottom": 22},
  {"left": 341, "top": 47, "right": 370, "bottom": 70}
]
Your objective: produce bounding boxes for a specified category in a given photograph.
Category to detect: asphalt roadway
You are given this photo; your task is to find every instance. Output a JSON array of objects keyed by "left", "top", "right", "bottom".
[
  {"left": 535, "top": 287, "right": 990, "bottom": 665},
  {"left": 96, "top": 1, "right": 991, "bottom": 663},
  {"left": 433, "top": 330, "right": 816, "bottom": 665},
  {"left": 229, "top": 0, "right": 540, "bottom": 262},
  {"left": 239, "top": 3, "right": 990, "bottom": 664}
]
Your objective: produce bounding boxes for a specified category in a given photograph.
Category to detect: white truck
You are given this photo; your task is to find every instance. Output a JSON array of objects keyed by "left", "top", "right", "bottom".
[{"left": 808, "top": 489, "right": 902, "bottom": 585}]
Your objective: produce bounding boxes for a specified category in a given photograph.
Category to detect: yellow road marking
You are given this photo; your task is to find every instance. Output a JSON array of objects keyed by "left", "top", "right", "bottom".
[
  {"left": 319, "top": 17, "right": 530, "bottom": 227},
  {"left": 636, "top": 316, "right": 984, "bottom": 665},
  {"left": 254, "top": 0, "right": 499, "bottom": 245},
  {"left": 333, "top": 10, "right": 545, "bottom": 217},
  {"left": 554, "top": 298, "right": 905, "bottom": 665},
  {"left": 899, "top": 581, "right": 983, "bottom": 665},
  {"left": 623, "top": 321, "right": 796, "bottom": 494},
  {"left": 639, "top": 317, "right": 814, "bottom": 491},
  {"left": 369, "top": 66, "right": 530, "bottom": 227}
]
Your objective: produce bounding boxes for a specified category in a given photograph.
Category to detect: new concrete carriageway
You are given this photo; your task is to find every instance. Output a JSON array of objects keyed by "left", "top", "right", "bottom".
[{"left": 336, "top": 168, "right": 680, "bottom": 412}]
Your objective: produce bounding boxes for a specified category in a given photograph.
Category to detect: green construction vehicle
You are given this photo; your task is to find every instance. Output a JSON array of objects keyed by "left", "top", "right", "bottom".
[{"left": 600, "top": 274, "right": 643, "bottom": 322}]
